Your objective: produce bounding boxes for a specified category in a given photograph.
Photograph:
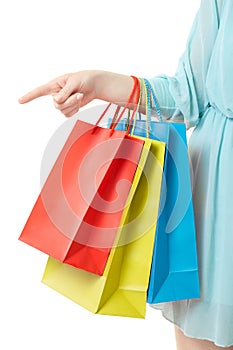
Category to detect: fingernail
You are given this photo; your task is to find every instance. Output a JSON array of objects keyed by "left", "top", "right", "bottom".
[
  {"left": 18, "top": 96, "right": 26, "bottom": 103},
  {"left": 76, "top": 93, "right": 83, "bottom": 101},
  {"left": 54, "top": 93, "right": 62, "bottom": 102}
]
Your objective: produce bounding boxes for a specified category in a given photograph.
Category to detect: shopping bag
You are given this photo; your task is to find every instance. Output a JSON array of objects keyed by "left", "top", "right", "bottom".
[
  {"left": 114, "top": 78, "right": 200, "bottom": 303},
  {"left": 19, "top": 78, "right": 146, "bottom": 275},
  {"left": 42, "top": 135, "right": 166, "bottom": 318},
  {"left": 136, "top": 121, "right": 200, "bottom": 303}
]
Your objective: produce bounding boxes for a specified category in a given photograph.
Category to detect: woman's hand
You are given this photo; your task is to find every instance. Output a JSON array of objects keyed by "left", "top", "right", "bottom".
[
  {"left": 18, "top": 70, "right": 137, "bottom": 117},
  {"left": 18, "top": 70, "right": 99, "bottom": 117}
]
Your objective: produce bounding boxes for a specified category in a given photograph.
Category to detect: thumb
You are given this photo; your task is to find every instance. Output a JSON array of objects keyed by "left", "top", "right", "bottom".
[
  {"left": 54, "top": 82, "right": 75, "bottom": 104},
  {"left": 76, "top": 92, "right": 84, "bottom": 103}
]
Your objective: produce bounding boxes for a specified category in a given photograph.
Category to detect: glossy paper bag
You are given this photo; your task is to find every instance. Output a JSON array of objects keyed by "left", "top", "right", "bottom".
[
  {"left": 42, "top": 137, "right": 165, "bottom": 318},
  {"left": 147, "top": 121, "right": 200, "bottom": 303},
  {"left": 19, "top": 119, "right": 144, "bottom": 275}
]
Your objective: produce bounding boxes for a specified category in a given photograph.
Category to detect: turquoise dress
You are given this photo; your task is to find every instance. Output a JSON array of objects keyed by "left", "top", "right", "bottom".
[{"left": 149, "top": 0, "right": 233, "bottom": 347}]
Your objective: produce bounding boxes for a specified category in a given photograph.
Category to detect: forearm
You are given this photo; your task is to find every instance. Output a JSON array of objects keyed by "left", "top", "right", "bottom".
[
  {"left": 18, "top": 69, "right": 147, "bottom": 117},
  {"left": 93, "top": 70, "right": 146, "bottom": 111}
]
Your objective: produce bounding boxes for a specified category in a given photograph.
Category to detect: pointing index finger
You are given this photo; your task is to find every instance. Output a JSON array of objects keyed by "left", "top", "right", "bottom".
[{"left": 18, "top": 82, "right": 54, "bottom": 104}]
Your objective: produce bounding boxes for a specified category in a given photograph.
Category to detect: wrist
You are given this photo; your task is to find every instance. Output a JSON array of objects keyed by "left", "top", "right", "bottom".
[{"left": 93, "top": 71, "right": 134, "bottom": 104}]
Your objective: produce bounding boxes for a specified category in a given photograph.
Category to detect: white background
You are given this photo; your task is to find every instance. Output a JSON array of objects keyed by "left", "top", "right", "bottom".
[{"left": 1, "top": 1, "right": 199, "bottom": 349}]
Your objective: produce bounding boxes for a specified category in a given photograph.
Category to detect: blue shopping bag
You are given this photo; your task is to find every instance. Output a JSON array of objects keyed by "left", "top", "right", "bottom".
[{"left": 109, "top": 77, "right": 200, "bottom": 303}]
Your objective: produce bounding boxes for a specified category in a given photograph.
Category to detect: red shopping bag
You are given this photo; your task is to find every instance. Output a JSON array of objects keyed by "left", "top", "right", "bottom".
[{"left": 19, "top": 77, "right": 144, "bottom": 275}]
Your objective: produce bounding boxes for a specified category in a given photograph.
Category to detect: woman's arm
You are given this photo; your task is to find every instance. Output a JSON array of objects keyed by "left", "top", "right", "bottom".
[{"left": 19, "top": 70, "right": 146, "bottom": 118}]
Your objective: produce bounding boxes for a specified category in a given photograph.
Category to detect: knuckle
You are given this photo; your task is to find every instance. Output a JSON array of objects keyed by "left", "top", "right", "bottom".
[{"left": 53, "top": 101, "right": 61, "bottom": 109}]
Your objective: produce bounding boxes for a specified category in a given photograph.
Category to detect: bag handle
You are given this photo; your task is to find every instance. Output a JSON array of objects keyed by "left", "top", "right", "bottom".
[
  {"left": 131, "top": 78, "right": 150, "bottom": 138},
  {"left": 142, "top": 78, "right": 162, "bottom": 122},
  {"left": 109, "top": 76, "right": 140, "bottom": 134},
  {"left": 112, "top": 78, "right": 141, "bottom": 134},
  {"left": 130, "top": 78, "right": 162, "bottom": 138},
  {"left": 95, "top": 76, "right": 140, "bottom": 135}
]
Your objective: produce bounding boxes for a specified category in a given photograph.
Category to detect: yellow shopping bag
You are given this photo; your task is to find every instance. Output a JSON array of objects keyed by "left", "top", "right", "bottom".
[{"left": 42, "top": 136, "right": 165, "bottom": 318}]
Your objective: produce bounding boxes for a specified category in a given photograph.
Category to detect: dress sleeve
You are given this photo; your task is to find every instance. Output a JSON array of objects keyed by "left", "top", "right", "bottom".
[{"left": 149, "top": 0, "right": 221, "bottom": 129}]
